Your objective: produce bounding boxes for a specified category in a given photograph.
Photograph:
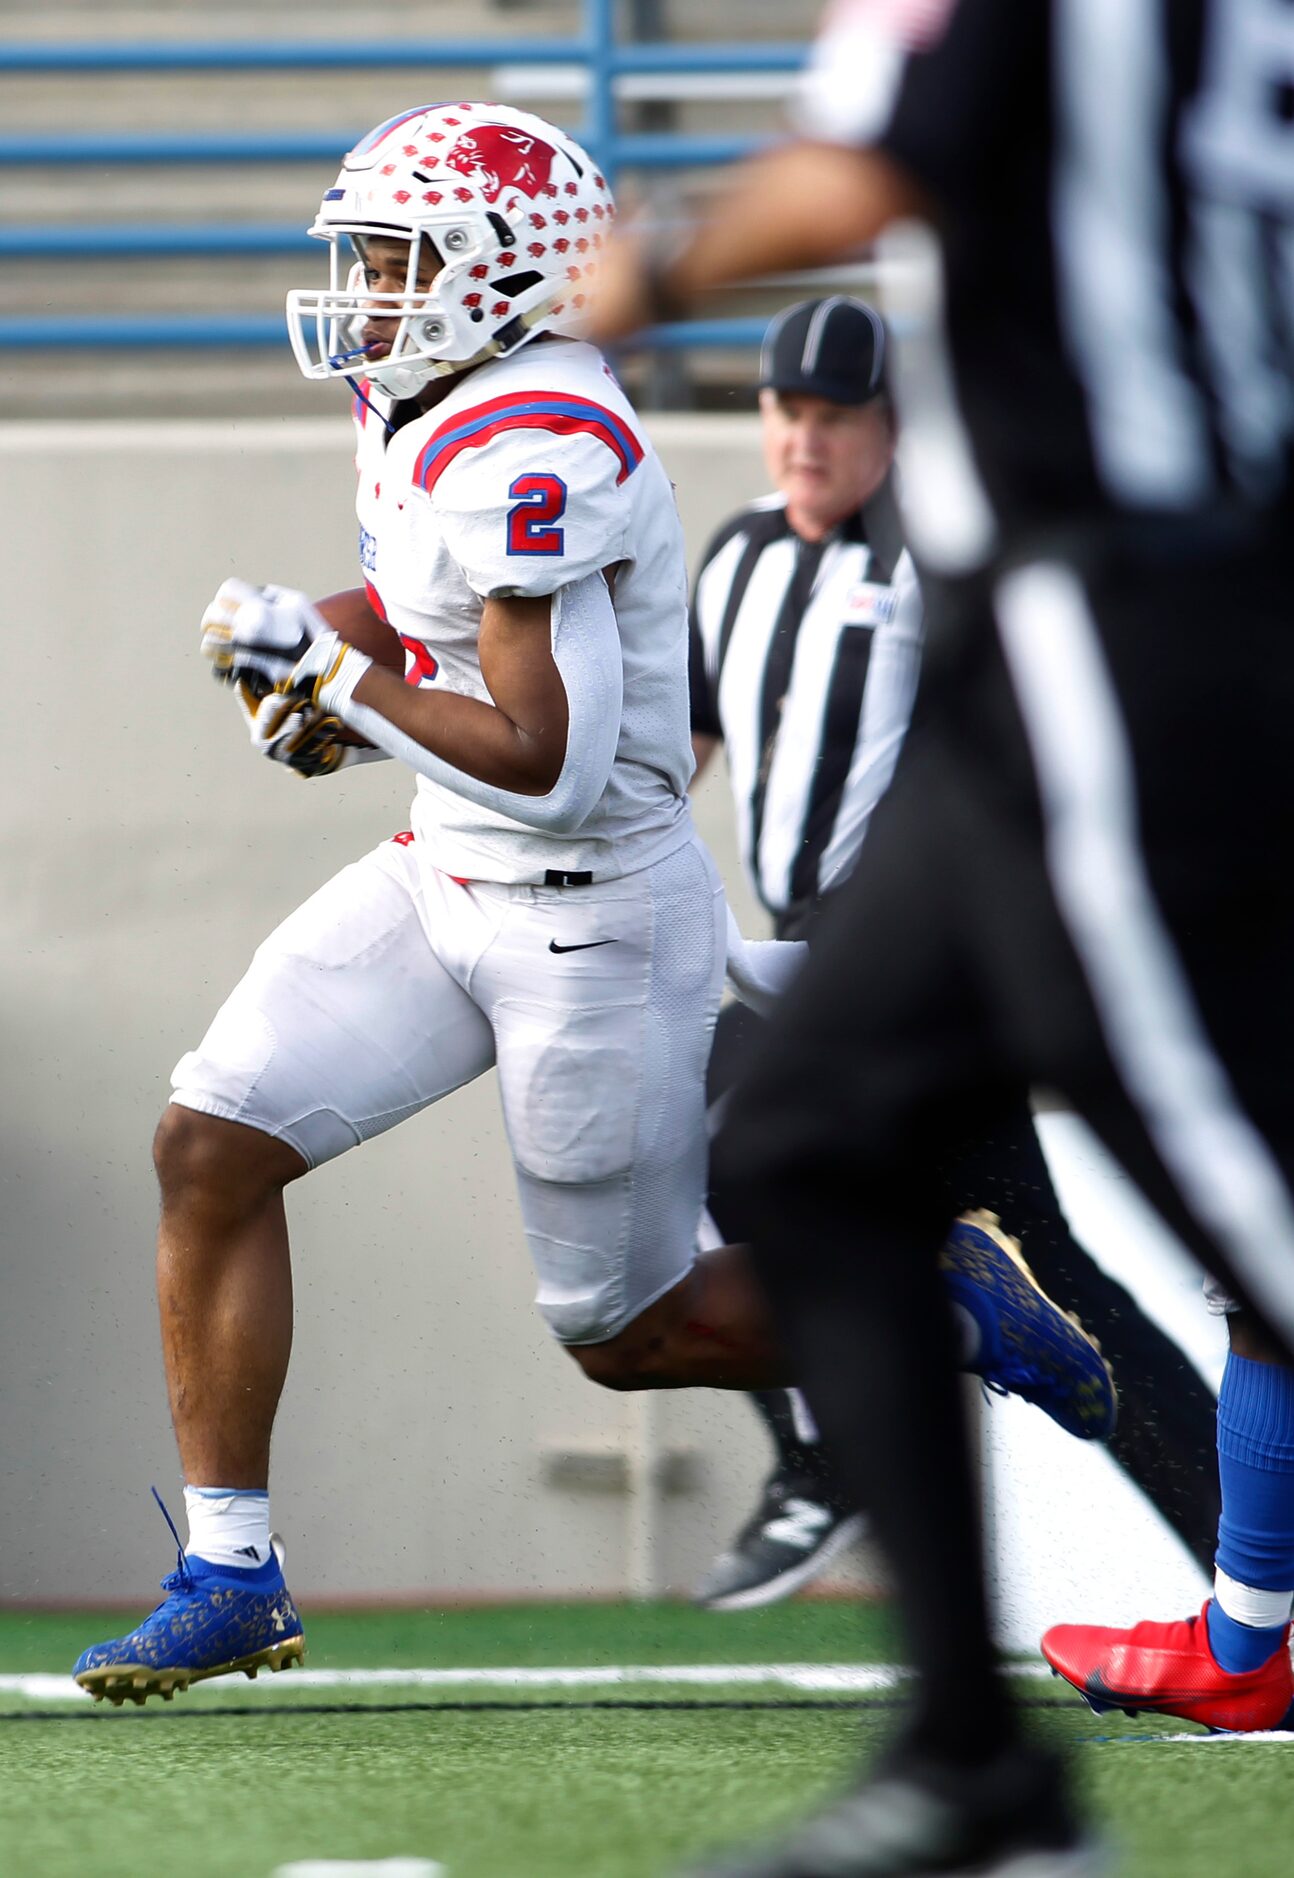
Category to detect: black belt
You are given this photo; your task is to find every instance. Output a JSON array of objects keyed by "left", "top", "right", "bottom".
[{"left": 543, "top": 869, "right": 593, "bottom": 887}]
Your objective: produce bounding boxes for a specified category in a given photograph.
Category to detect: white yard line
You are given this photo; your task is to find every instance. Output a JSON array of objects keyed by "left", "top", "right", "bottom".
[
  {"left": 272, "top": 1863, "right": 447, "bottom": 1877},
  {"left": 7, "top": 1661, "right": 1291, "bottom": 1742},
  {"left": 1103, "top": 1729, "right": 1294, "bottom": 1746},
  {"left": 0, "top": 1661, "right": 1055, "bottom": 1703},
  {"left": 272, "top": 1863, "right": 446, "bottom": 1877}
]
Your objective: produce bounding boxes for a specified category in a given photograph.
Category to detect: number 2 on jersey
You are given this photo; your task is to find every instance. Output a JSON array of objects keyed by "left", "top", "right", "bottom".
[{"left": 507, "top": 473, "right": 567, "bottom": 556}]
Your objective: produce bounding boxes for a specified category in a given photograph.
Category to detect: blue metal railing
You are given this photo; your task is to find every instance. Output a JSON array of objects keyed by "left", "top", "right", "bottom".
[
  {"left": 0, "top": 38, "right": 805, "bottom": 75},
  {"left": 0, "top": 2, "right": 807, "bottom": 354},
  {"left": 0, "top": 314, "right": 772, "bottom": 351},
  {"left": 0, "top": 131, "right": 768, "bottom": 169},
  {"left": 0, "top": 226, "right": 311, "bottom": 258}
]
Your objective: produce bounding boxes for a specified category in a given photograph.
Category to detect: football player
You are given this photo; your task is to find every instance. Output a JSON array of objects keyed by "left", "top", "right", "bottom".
[{"left": 74, "top": 104, "right": 1114, "bottom": 1706}]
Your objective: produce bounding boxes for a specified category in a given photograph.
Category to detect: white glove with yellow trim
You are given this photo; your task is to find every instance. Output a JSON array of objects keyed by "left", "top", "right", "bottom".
[
  {"left": 235, "top": 673, "right": 385, "bottom": 779},
  {"left": 283, "top": 629, "right": 374, "bottom": 721},
  {"left": 200, "top": 578, "right": 331, "bottom": 695}
]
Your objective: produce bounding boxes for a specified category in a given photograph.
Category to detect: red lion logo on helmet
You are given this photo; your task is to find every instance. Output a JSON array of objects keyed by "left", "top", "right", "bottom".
[{"left": 444, "top": 127, "right": 559, "bottom": 204}]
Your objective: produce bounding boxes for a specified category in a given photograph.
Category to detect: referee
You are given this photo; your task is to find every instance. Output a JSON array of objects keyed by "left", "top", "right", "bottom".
[
  {"left": 592, "top": 2, "right": 1294, "bottom": 1870},
  {"left": 691, "top": 297, "right": 1219, "bottom": 1612}
]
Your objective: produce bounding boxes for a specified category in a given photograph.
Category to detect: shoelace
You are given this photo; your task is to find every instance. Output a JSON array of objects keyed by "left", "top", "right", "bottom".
[{"left": 151, "top": 1484, "right": 195, "bottom": 1595}]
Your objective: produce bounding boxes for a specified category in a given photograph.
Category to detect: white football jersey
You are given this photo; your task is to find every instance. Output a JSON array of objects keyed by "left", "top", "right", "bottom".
[{"left": 350, "top": 338, "right": 694, "bottom": 883}]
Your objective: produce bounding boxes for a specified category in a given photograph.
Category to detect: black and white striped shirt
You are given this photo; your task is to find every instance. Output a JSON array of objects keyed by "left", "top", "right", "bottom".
[
  {"left": 689, "top": 477, "right": 923, "bottom": 935},
  {"left": 799, "top": 0, "right": 1294, "bottom": 568}
]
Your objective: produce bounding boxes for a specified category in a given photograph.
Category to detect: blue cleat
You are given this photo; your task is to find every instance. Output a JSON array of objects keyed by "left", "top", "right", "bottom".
[
  {"left": 941, "top": 1209, "right": 1118, "bottom": 1441},
  {"left": 73, "top": 1495, "right": 304, "bottom": 1706}
]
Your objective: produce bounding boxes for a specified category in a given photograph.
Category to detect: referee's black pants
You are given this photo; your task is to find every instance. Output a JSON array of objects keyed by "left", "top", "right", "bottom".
[{"left": 712, "top": 525, "right": 1294, "bottom": 1766}]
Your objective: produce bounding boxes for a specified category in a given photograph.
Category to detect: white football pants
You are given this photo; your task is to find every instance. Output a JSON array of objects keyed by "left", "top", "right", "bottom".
[{"left": 171, "top": 829, "right": 727, "bottom": 1343}]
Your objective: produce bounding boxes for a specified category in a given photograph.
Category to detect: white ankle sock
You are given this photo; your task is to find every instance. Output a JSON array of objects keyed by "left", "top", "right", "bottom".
[
  {"left": 1214, "top": 1567, "right": 1294, "bottom": 1631},
  {"left": 183, "top": 1486, "right": 272, "bottom": 1570}
]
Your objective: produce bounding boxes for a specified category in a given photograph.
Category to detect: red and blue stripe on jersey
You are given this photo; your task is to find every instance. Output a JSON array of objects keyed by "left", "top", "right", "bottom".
[
  {"left": 352, "top": 377, "right": 374, "bottom": 428},
  {"left": 413, "top": 392, "right": 644, "bottom": 495}
]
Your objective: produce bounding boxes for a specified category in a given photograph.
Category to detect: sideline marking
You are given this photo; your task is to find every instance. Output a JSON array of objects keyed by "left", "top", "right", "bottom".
[{"left": 0, "top": 1662, "right": 1052, "bottom": 1703}]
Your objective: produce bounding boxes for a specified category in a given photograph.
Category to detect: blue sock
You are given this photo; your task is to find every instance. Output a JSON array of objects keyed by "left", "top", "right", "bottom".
[{"left": 1207, "top": 1354, "right": 1294, "bottom": 1674}]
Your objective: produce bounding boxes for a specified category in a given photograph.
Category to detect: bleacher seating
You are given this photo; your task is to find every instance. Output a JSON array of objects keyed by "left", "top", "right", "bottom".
[{"left": 0, "top": 2, "right": 864, "bottom": 420}]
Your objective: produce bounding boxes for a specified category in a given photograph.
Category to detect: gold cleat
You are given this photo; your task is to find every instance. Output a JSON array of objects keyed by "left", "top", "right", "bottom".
[
  {"left": 941, "top": 1208, "right": 1118, "bottom": 1441},
  {"left": 75, "top": 1635, "right": 305, "bottom": 1708}
]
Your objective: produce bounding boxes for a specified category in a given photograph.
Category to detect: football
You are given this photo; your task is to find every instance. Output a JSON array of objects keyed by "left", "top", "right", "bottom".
[
  {"left": 309, "top": 588, "right": 405, "bottom": 749},
  {"left": 313, "top": 587, "right": 406, "bottom": 674}
]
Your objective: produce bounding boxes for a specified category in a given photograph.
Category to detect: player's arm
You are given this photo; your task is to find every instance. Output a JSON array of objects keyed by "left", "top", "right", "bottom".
[
  {"left": 288, "top": 569, "right": 623, "bottom": 835},
  {"left": 687, "top": 526, "right": 729, "bottom": 785},
  {"left": 590, "top": 0, "right": 1025, "bottom": 344},
  {"left": 348, "top": 590, "right": 568, "bottom": 796},
  {"left": 293, "top": 419, "right": 635, "bottom": 822},
  {"left": 591, "top": 142, "right": 926, "bottom": 343},
  {"left": 691, "top": 733, "right": 720, "bottom": 780}
]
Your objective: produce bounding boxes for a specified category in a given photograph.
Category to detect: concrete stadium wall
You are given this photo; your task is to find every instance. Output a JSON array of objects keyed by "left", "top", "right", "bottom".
[{"left": 0, "top": 413, "right": 1216, "bottom": 1643}]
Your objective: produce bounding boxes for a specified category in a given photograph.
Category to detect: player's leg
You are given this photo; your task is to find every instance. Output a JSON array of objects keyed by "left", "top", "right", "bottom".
[
  {"left": 942, "top": 1103, "right": 1220, "bottom": 1571},
  {"left": 482, "top": 834, "right": 790, "bottom": 1382},
  {"left": 693, "top": 1000, "right": 865, "bottom": 1610},
  {"left": 1038, "top": 1113, "right": 1294, "bottom": 1729},
  {"left": 1208, "top": 1305, "right": 1294, "bottom": 1687},
  {"left": 693, "top": 1373, "right": 864, "bottom": 1612},
  {"left": 153, "top": 1111, "right": 305, "bottom": 1493},
  {"left": 678, "top": 595, "right": 1123, "bottom": 1872},
  {"left": 1042, "top": 1236, "right": 1294, "bottom": 1730},
  {"left": 556, "top": 1092, "right": 1115, "bottom": 1439},
  {"left": 991, "top": 544, "right": 1294, "bottom": 1353},
  {"left": 699, "top": 1062, "right": 1134, "bottom": 1604},
  {"left": 660, "top": 803, "right": 1033, "bottom": 1760},
  {"left": 697, "top": 780, "right": 1090, "bottom": 1876},
  {"left": 991, "top": 543, "right": 1294, "bottom": 1732},
  {"left": 566, "top": 1239, "right": 793, "bottom": 1390},
  {"left": 73, "top": 839, "right": 495, "bottom": 1705},
  {"left": 717, "top": 800, "right": 1021, "bottom": 1756},
  {"left": 160, "top": 842, "right": 495, "bottom": 1489},
  {"left": 521, "top": 849, "right": 1113, "bottom": 1424},
  {"left": 702, "top": 1130, "right": 1166, "bottom": 1617}
]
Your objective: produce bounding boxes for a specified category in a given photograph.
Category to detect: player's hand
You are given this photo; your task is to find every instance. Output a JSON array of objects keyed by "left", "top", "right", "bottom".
[
  {"left": 234, "top": 679, "right": 352, "bottom": 779},
  {"left": 200, "top": 579, "right": 330, "bottom": 694},
  {"left": 284, "top": 629, "right": 374, "bottom": 719}
]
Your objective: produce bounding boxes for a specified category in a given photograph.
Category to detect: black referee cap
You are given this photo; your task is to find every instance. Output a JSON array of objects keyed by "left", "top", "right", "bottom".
[{"left": 758, "top": 296, "right": 888, "bottom": 406}]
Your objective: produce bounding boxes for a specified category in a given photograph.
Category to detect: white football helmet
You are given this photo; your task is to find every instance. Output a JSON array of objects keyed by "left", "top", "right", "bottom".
[{"left": 286, "top": 103, "right": 614, "bottom": 399}]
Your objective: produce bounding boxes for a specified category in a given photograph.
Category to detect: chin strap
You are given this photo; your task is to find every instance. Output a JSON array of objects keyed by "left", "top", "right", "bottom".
[{"left": 342, "top": 374, "right": 396, "bottom": 436}]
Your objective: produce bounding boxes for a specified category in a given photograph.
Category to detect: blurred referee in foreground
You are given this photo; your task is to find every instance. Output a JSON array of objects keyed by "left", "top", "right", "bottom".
[
  {"left": 692, "top": 296, "right": 1219, "bottom": 1614},
  {"left": 591, "top": 1, "right": 1294, "bottom": 1872}
]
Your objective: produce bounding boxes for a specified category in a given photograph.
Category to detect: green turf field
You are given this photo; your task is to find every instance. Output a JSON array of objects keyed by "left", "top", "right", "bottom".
[{"left": 1, "top": 1600, "right": 1290, "bottom": 1876}]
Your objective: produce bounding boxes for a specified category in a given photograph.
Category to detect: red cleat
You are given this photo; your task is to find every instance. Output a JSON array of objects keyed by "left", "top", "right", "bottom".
[{"left": 1041, "top": 1602, "right": 1293, "bottom": 1732}]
